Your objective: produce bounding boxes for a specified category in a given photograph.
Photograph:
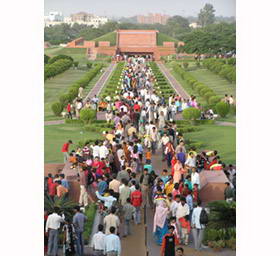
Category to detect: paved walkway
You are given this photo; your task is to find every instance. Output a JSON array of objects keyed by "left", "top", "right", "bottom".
[{"left": 44, "top": 63, "right": 116, "bottom": 126}]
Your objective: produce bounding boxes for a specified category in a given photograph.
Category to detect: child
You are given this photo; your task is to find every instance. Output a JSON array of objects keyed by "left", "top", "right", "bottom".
[
  {"left": 169, "top": 217, "right": 180, "bottom": 241},
  {"left": 178, "top": 216, "right": 191, "bottom": 245},
  {"left": 161, "top": 225, "right": 179, "bottom": 256},
  {"left": 145, "top": 148, "right": 152, "bottom": 164}
]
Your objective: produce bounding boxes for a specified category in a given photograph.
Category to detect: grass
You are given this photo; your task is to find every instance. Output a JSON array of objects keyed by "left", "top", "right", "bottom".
[
  {"left": 165, "top": 62, "right": 207, "bottom": 105},
  {"left": 94, "top": 32, "right": 116, "bottom": 46},
  {"left": 185, "top": 124, "right": 236, "bottom": 164},
  {"left": 189, "top": 68, "right": 236, "bottom": 98},
  {"left": 44, "top": 123, "right": 100, "bottom": 163},
  {"left": 157, "top": 33, "right": 179, "bottom": 46},
  {"left": 44, "top": 69, "right": 88, "bottom": 121},
  {"left": 45, "top": 47, "right": 89, "bottom": 65},
  {"left": 45, "top": 63, "right": 108, "bottom": 121}
]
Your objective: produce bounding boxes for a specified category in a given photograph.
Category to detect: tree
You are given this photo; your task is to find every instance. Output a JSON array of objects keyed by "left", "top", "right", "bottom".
[
  {"left": 198, "top": 3, "right": 216, "bottom": 27},
  {"left": 166, "top": 15, "right": 190, "bottom": 38}
]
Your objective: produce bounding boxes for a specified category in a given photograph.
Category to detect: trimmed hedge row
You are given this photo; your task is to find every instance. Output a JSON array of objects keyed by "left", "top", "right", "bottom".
[
  {"left": 203, "top": 58, "right": 236, "bottom": 83},
  {"left": 100, "top": 62, "right": 125, "bottom": 97},
  {"left": 44, "top": 59, "right": 73, "bottom": 81},
  {"left": 51, "top": 63, "right": 103, "bottom": 116},
  {"left": 172, "top": 63, "right": 222, "bottom": 105},
  {"left": 149, "top": 62, "right": 175, "bottom": 99},
  {"left": 48, "top": 54, "right": 74, "bottom": 65}
]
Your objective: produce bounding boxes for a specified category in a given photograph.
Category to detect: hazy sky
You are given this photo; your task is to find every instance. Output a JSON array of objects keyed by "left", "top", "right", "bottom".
[{"left": 44, "top": 0, "right": 236, "bottom": 17}]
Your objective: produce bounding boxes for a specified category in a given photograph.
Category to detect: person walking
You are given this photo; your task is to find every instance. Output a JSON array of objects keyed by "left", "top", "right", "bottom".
[
  {"left": 191, "top": 200, "right": 206, "bottom": 251},
  {"left": 104, "top": 226, "right": 121, "bottom": 256},
  {"left": 61, "top": 140, "right": 73, "bottom": 163},
  {"left": 73, "top": 206, "right": 87, "bottom": 256},
  {"left": 122, "top": 198, "right": 136, "bottom": 237},
  {"left": 62, "top": 218, "right": 76, "bottom": 256},
  {"left": 161, "top": 225, "right": 179, "bottom": 256},
  {"left": 130, "top": 184, "right": 142, "bottom": 224},
  {"left": 92, "top": 224, "right": 106, "bottom": 256},
  {"left": 103, "top": 206, "right": 120, "bottom": 235},
  {"left": 45, "top": 207, "right": 65, "bottom": 256}
]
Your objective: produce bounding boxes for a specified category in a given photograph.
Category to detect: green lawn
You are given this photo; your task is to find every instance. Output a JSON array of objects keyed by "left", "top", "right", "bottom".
[
  {"left": 45, "top": 47, "right": 89, "bottom": 65},
  {"left": 94, "top": 32, "right": 116, "bottom": 46},
  {"left": 189, "top": 68, "right": 236, "bottom": 97},
  {"left": 45, "top": 124, "right": 100, "bottom": 163},
  {"left": 185, "top": 124, "right": 236, "bottom": 164},
  {"left": 157, "top": 33, "right": 179, "bottom": 46},
  {"left": 45, "top": 69, "right": 88, "bottom": 121}
]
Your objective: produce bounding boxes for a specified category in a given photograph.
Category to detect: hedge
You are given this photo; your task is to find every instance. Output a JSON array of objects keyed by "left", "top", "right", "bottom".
[
  {"left": 48, "top": 54, "right": 73, "bottom": 64},
  {"left": 182, "top": 107, "right": 201, "bottom": 121},
  {"left": 44, "top": 59, "right": 73, "bottom": 81},
  {"left": 216, "top": 102, "right": 230, "bottom": 118},
  {"left": 51, "top": 102, "right": 64, "bottom": 116},
  {"left": 51, "top": 63, "right": 103, "bottom": 116},
  {"left": 80, "top": 109, "right": 96, "bottom": 124},
  {"left": 203, "top": 58, "right": 236, "bottom": 83}
]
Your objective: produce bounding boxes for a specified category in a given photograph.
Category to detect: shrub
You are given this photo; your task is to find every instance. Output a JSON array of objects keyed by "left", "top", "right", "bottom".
[
  {"left": 48, "top": 54, "right": 73, "bottom": 64},
  {"left": 182, "top": 107, "right": 201, "bottom": 121},
  {"left": 204, "top": 91, "right": 216, "bottom": 102},
  {"left": 209, "top": 96, "right": 222, "bottom": 105},
  {"left": 80, "top": 109, "right": 96, "bottom": 124},
  {"left": 200, "top": 87, "right": 213, "bottom": 96},
  {"left": 59, "top": 94, "right": 71, "bottom": 105},
  {"left": 86, "top": 62, "right": 93, "bottom": 69},
  {"left": 182, "top": 62, "right": 189, "bottom": 70},
  {"left": 215, "top": 102, "right": 230, "bottom": 118},
  {"left": 44, "top": 54, "right": 50, "bottom": 64},
  {"left": 73, "top": 61, "right": 79, "bottom": 68},
  {"left": 51, "top": 102, "right": 64, "bottom": 116},
  {"left": 44, "top": 59, "right": 73, "bottom": 80}
]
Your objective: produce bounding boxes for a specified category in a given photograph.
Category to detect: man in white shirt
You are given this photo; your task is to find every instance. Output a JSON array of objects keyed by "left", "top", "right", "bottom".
[
  {"left": 191, "top": 167, "right": 200, "bottom": 189},
  {"left": 99, "top": 142, "right": 109, "bottom": 159},
  {"left": 91, "top": 141, "right": 100, "bottom": 158},
  {"left": 170, "top": 195, "right": 181, "bottom": 217},
  {"left": 191, "top": 200, "right": 205, "bottom": 251},
  {"left": 185, "top": 152, "right": 196, "bottom": 170},
  {"left": 160, "top": 133, "right": 170, "bottom": 160},
  {"left": 104, "top": 226, "right": 121, "bottom": 256},
  {"left": 92, "top": 224, "right": 106, "bottom": 256},
  {"left": 45, "top": 207, "right": 65, "bottom": 256}
]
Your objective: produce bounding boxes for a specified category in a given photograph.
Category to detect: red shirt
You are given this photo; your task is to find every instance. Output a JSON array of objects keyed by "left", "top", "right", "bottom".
[
  {"left": 48, "top": 183, "right": 58, "bottom": 197},
  {"left": 61, "top": 143, "right": 70, "bottom": 153},
  {"left": 67, "top": 104, "right": 71, "bottom": 112},
  {"left": 133, "top": 104, "right": 140, "bottom": 112},
  {"left": 131, "top": 190, "right": 142, "bottom": 207}
]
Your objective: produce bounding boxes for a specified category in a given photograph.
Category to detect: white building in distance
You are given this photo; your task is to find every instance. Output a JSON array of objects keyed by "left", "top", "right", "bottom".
[
  {"left": 189, "top": 22, "right": 202, "bottom": 29},
  {"left": 44, "top": 11, "right": 108, "bottom": 28}
]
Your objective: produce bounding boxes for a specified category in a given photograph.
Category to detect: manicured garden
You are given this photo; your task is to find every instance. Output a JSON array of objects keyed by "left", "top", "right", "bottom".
[
  {"left": 45, "top": 69, "right": 88, "bottom": 121},
  {"left": 185, "top": 124, "right": 236, "bottom": 164},
  {"left": 45, "top": 123, "right": 100, "bottom": 163}
]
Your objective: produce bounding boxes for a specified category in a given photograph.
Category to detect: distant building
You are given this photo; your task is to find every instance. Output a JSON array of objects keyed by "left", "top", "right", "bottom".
[
  {"left": 44, "top": 11, "right": 108, "bottom": 28},
  {"left": 189, "top": 22, "right": 202, "bottom": 29},
  {"left": 46, "top": 11, "right": 64, "bottom": 22},
  {"left": 137, "top": 13, "right": 170, "bottom": 25}
]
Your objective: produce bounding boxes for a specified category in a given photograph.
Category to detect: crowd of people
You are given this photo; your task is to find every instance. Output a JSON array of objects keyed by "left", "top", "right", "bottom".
[{"left": 44, "top": 56, "right": 236, "bottom": 256}]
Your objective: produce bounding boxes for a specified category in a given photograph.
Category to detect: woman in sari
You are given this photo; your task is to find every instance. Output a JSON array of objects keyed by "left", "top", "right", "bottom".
[
  {"left": 153, "top": 200, "right": 169, "bottom": 245},
  {"left": 173, "top": 159, "right": 186, "bottom": 184}
]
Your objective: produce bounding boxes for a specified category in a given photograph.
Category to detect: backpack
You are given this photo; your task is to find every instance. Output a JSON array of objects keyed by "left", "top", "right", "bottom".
[{"left": 199, "top": 208, "right": 209, "bottom": 225}]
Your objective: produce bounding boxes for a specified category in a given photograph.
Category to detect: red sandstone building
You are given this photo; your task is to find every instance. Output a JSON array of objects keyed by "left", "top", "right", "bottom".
[{"left": 66, "top": 29, "right": 184, "bottom": 60}]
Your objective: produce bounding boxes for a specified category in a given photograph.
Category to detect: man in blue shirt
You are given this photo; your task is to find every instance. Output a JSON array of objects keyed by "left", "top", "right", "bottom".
[
  {"left": 73, "top": 206, "right": 87, "bottom": 256},
  {"left": 104, "top": 226, "right": 121, "bottom": 256},
  {"left": 97, "top": 176, "right": 108, "bottom": 195},
  {"left": 59, "top": 174, "right": 69, "bottom": 190}
]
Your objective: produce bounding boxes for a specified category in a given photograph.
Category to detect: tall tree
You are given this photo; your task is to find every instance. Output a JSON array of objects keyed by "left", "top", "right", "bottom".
[{"left": 198, "top": 3, "right": 216, "bottom": 27}]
